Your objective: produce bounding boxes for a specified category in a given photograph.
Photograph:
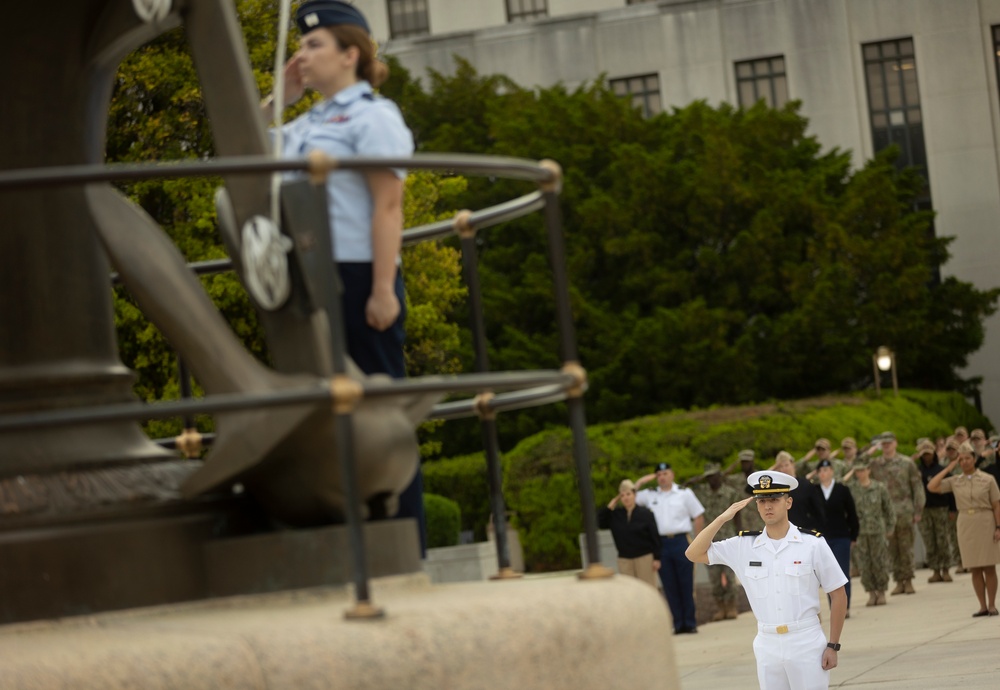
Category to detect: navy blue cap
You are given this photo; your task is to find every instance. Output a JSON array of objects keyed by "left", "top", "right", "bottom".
[
  {"left": 817, "top": 459, "right": 833, "bottom": 469},
  {"left": 296, "top": 1, "right": 370, "bottom": 34},
  {"left": 655, "top": 462, "right": 671, "bottom": 472}
]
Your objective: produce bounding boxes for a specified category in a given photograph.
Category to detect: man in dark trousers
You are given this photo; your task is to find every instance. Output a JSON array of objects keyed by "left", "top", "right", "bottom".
[
  {"left": 916, "top": 439, "right": 956, "bottom": 583},
  {"left": 817, "top": 458, "right": 860, "bottom": 616},
  {"left": 635, "top": 462, "right": 705, "bottom": 634},
  {"left": 774, "top": 451, "right": 826, "bottom": 532}
]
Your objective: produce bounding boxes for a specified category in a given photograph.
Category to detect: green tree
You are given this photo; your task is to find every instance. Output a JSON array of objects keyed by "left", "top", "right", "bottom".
[{"left": 386, "top": 59, "right": 999, "bottom": 456}]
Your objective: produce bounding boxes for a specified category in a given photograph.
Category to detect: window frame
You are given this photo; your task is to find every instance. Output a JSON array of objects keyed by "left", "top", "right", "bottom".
[
  {"left": 861, "top": 38, "right": 927, "bottom": 179},
  {"left": 734, "top": 55, "right": 789, "bottom": 109},
  {"left": 609, "top": 73, "right": 662, "bottom": 119},
  {"left": 506, "top": 0, "right": 548, "bottom": 23},
  {"left": 386, "top": 0, "right": 430, "bottom": 39}
]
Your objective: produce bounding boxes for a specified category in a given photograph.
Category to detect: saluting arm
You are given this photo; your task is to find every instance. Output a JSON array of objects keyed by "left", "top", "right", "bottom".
[
  {"left": 685, "top": 497, "right": 753, "bottom": 564},
  {"left": 634, "top": 473, "right": 656, "bottom": 490},
  {"left": 927, "top": 459, "right": 959, "bottom": 494}
]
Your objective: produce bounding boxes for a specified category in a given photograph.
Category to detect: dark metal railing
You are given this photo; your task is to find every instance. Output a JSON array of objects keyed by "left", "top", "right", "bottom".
[{"left": 0, "top": 150, "right": 609, "bottom": 617}]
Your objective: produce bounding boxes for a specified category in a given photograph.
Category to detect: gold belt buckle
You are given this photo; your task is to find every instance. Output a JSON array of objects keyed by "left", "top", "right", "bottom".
[
  {"left": 776, "top": 625, "right": 789, "bottom": 634},
  {"left": 968, "top": 509, "right": 977, "bottom": 515}
]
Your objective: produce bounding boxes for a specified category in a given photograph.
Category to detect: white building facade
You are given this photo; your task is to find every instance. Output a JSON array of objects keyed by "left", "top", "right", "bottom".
[{"left": 354, "top": 0, "right": 1000, "bottom": 423}]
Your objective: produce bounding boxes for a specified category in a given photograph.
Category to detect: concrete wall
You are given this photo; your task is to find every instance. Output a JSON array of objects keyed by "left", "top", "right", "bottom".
[{"left": 369, "top": 0, "right": 1000, "bottom": 424}]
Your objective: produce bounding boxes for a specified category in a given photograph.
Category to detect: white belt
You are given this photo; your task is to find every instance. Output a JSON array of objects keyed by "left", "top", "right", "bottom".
[{"left": 758, "top": 616, "right": 821, "bottom": 635}]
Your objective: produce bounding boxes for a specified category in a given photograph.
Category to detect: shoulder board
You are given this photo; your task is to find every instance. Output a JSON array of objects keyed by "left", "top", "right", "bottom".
[
  {"left": 738, "top": 530, "right": 762, "bottom": 537},
  {"left": 803, "top": 529, "right": 823, "bottom": 537}
]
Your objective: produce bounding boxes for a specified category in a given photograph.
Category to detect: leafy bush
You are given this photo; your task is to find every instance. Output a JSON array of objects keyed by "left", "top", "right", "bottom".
[
  {"left": 423, "top": 493, "right": 462, "bottom": 548},
  {"left": 422, "top": 453, "right": 491, "bottom": 540}
]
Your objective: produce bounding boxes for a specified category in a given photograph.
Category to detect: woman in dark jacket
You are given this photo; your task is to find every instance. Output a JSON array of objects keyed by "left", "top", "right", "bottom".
[{"left": 598, "top": 479, "right": 662, "bottom": 587}]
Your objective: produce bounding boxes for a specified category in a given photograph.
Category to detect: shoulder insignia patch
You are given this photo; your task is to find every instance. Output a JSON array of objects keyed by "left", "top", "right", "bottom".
[
  {"left": 738, "top": 530, "right": 762, "bottom": 537},
  {"left": 803, "top": 529, "right": 823, "bottom": 537}
]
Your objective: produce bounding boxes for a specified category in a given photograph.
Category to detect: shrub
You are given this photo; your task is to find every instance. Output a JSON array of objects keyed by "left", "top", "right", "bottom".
[
  {"left": 423, "top": 493, "right": 462, "bottom": 548},
  {"left": 422, "top": 453, "right": 492, "bottom": 540}
]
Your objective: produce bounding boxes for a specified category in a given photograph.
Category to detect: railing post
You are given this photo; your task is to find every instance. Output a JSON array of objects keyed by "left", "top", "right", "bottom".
[
  {"left": 537, "top": 161, "right": 611, "bottom": 580},
  {"left": 455, "top": 210, "right": 520, "bottom": 579},
  {"left": 305, "top": 161, "right": 384, "bottom": 619}
]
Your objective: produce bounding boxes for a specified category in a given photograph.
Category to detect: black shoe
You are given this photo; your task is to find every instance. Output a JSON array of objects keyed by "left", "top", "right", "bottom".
[
  {"left": 677, "top": 626, "right": 698, "bottom": 634},
  {"left": 972, "top": 610, "right": 989, "bottom": 617}
]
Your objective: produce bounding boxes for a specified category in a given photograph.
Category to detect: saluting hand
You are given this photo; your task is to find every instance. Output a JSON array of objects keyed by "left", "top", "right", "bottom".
[
  {"left": 721, "top": 497, "right": 754, "bottom": 522},
  {"left": 635, "top": 473, "right": 656, "bottom": 487},
  {"left": 282, "top": 53, "right": 305, "bottom": 106}
]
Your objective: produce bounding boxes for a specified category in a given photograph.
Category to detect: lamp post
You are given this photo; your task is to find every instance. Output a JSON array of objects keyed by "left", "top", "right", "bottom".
[{"left": 873, "top": 346, "right": 898, "bottom": 397}]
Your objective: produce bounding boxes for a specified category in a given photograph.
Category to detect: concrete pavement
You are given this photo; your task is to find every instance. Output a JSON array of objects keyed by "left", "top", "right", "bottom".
[{"left": 671, "top": 566, "right": 1000, "bottom": 689}]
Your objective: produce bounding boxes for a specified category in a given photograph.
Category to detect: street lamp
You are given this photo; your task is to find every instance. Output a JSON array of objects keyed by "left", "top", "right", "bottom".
[{"left": 873, "top": 346, "right": 898, "bottom": 397}]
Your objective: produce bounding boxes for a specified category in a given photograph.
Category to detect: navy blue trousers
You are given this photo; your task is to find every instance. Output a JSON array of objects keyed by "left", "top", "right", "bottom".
[
  {"left": 658, "top": 535, "right": 697, "bottom": 632},
  {"left": 338, "top": 262, "right": 426, "bottom": 556},
  {"left": 826, "top": 536, "right": 852, "bottom": 608}
]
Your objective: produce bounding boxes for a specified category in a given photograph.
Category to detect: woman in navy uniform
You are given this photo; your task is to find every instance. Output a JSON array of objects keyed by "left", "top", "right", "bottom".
[
  {"left": 927, "top": 441, "right": 1000, "bottom": 617},
  {"left": 264, "top": 1, "right": 424, "bottom": 546}
]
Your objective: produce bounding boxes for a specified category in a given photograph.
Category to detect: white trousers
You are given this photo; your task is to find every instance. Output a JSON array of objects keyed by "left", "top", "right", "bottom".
[{"left": 752, "top": 621, "right": 830, "bottom": 690}]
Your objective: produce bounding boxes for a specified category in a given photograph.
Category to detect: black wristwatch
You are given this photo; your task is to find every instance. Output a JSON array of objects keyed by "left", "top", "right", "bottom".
[{"left": 827, "top": 642, "right": 841, "bottom": 651}]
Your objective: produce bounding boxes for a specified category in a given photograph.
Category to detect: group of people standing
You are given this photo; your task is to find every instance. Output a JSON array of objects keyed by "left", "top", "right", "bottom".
[{"left": 599, "top": 428, "right": 1000, "bottom": 689}]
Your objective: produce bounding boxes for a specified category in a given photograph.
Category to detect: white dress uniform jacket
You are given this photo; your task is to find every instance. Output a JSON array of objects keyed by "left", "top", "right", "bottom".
[
  {"left": 707, "top": 523, "right": 848, "bottom": 690},
  {"left": 635, "top": 485, "right": 704, "bottom": 535}
]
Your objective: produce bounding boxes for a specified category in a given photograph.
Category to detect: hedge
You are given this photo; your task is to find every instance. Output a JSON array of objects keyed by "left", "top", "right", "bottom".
[
  {"left": 423, "top": 493, "right": 462, "bottom": 548},
  {"left": 423, "top": 453, "right": 490, "bottom": 540}
]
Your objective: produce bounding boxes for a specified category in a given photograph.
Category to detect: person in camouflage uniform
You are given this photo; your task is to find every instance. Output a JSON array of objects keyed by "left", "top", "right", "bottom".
[
  {"left": 726, "top": 449, "right": 763, "bottom": 533},
  {"left": 847, "top": 459, "right": 895, "bottom": 605},
  {"left": 916, "top": 439, "right": 955, "bottom": 583},
  {"left": 693, "top": 462, "right": 744, "bottom": 621},
  {"left": 868, "top": 431, "right": 925, "bottom": 595}
]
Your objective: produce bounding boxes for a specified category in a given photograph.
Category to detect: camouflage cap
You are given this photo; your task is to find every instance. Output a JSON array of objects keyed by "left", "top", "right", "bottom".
[
  {"left": 738, "top": 449, "right": 755, "bottom": 462},
  {"left": 703, "top": 462, "right": 722, "bottom": 476}
]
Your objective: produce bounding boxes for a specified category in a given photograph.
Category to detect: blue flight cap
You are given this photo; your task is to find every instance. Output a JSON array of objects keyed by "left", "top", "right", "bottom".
[{"left": 296, "top": 1, "right": 370, "bottom": 34}]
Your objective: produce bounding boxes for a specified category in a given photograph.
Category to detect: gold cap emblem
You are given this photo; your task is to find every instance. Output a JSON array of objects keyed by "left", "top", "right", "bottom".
[{"left": 759, "top": 475, "right": 772, "bottom": 489}]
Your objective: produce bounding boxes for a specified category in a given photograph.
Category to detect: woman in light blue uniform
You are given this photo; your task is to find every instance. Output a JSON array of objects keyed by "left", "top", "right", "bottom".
[
  {"left": 265, "top": 0, "right": 424, "bottom": 547},
  {"left": 269, "top": 0, "right": 413, "bottom": 378}
]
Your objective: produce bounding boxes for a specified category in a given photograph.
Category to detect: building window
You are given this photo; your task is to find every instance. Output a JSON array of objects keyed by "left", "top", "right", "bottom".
[
  {"left": 610, "top": 73, "right": 661, "bottom": 118},
  {"left": 387, "top": 0, "right": 429, "bottom": 38},
  {"left": 735, "top": 56, "right": 788, "bottom": 108},
  {"left": 862, "top": 38, "right": 928, "bottom": 184},
  {"left": 506, "top": 0, "right": 547, "bottom": 23}
]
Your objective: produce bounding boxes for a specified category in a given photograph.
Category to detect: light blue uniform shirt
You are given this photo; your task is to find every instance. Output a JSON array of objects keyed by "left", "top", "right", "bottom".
[{"left": 281, "top": 81, "right": 413, "bottom": 262}]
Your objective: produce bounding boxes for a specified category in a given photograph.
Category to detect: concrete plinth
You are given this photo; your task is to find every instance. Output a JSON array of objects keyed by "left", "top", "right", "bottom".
[{"left": 0, "top": 573, "right": 680, "bottom": 689}]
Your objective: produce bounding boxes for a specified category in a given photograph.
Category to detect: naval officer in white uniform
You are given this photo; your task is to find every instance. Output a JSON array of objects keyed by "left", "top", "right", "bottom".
[{"left": 685, "top": 470, "right": 847, "bottom": 689}]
